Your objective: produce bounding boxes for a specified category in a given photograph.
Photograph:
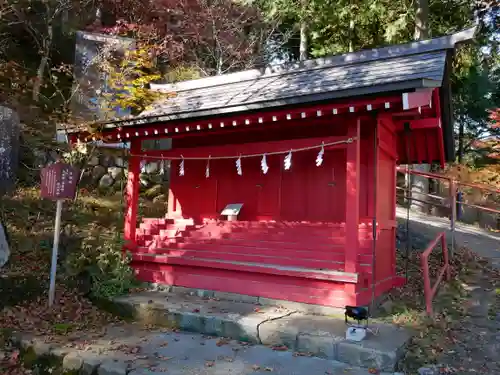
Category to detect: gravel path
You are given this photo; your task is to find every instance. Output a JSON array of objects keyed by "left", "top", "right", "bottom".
[
  {"left": 396, "top": 206, "right": 500, "bottom": 375},
  {"left": 431, "top": 272, "right": 499, "bottom": 375},
  {"left": 396, "top": 206, "right": 500, "bottom": 267}
]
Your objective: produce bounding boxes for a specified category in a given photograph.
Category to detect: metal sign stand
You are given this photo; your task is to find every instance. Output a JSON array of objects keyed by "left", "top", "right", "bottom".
[
  {"left": 41, "top": 162, "right": 79, "bottom": 307},
  {"left": 48, "top": 199, "right": 63, "bottom": 307}
]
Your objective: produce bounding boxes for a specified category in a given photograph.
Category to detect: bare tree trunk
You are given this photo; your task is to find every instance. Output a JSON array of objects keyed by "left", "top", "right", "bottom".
[
  {"left": 414, "top": 0, "right": 429, "bottom": 40},
  {"left": 299, "top": 21, "right": 308, "bottom": 61},
  {"left": 410, "top": 0, "right": 430, "bottom": 213},
  {"left": 32, "top": 23, "right": 53, "bottom": 102},
  {"left": 457, "top": 121, "right": 464, "bottom": 163},
  {"left": 348, "top": 19, "right": 355, "bottom": 52},
  {"left": 299, "top": 0, "right": 308, "bottom": 61}
]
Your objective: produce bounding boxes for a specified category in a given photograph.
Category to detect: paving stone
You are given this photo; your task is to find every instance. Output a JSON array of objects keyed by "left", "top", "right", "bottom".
[
  {"left": 32, "top": 340, "right": 53, "bottom": 356},
  {"left": 213, "top": 291, "right": 259, "bottom": 303},
  {"left": 337, "top": 340, "right": 398, "bottom": 372},
  {"left": 223, "top": 315, "right": 263, "bottom": 343},
  {"left": 335, "top": 323, "right": 411, "bottom": 371},
  {"left": 259, "top": 317, "right": 299, "bottom": 349},
  {"left": 296, "top": 333, "right": 337, "bottom": 358},
  {"left": 81, "top": 356, "right": 102, "bottom": 375},
  {"left": 178, "top": 311, "right": 204, "bottom": 332},
  {"left": 171, "top": 286, "right": 195, "bottom": 295},
  {"left": 258, "top": 297, "right": 344, "bottom": 316},
  {"left": 98, "top": 359, "right": 128, "bottom": 375},
  {"left": 51, "top": 346, "right": 71, "bottom": 357},
  {"left": 62, "top": 352, "right": 84, "bottom": 371},
  {"left": 204, "top": 316, "right": 224, "bottom": 336},
  {"left": 194, "top": 289, "right": 214, "bottom": 298},
  {"left": 19, "top": 336, "right": 33, "bottom": 349},
  {"left": 113, "top": 290, "right": 413, "bottom": 370}
]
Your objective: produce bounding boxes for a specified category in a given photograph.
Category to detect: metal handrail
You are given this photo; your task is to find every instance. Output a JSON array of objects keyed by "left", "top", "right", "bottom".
[
  {"left": 396, "top": 168, "right": 500, "bottom": 256},
  {"left": 421, "top": 232, "right": 451, "bottom": 316}
]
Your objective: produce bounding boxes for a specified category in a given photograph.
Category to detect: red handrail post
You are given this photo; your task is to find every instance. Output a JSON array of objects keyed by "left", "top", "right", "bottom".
[
  {"left": 421, "top": 248, "right": 433, "bottom": 315},
  {"left": 441, "top": 234, "right": 451, "bottom": 282},
  {"left": 421, "top": 232, "right": 450, "bottom": 316},
  {"left": 449, "top": 180, "right": 457, "bottom": 257}
]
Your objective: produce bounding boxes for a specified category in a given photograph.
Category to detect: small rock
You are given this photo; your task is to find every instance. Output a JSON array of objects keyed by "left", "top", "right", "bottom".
[
  {"left": 99, "top": 174, "right": 115, "bottom": 188},
  {"left": 144, "top": 162, "right": 159, "bottom": 174},
  {"left": 82, "top": 357, "right": 102, "bottom": 375},
  {"left": 144, "top": 184, "right": 163, "bottom": 199},
  {"left": 149, "top": 173, "right": 165, "bottom": 184},
  {"left": 115, "top": 157, "right": 126, "bottom": 168},
  {"left": 88, "top": 156, "right": 100, "bottom": 166},
  {"left": 32, "top": 341, "right": 53, "bottom": 356},
  {"left": 108, "top": 167, "right": 123, "bottom": 179},
  {"left": 140, "top": 174, "right": 152, "bottom": 188},
  {"left": 100, "top": 155, "right": 115, "bottom": 167},
  {"left": 98, "top": 359, "right": 128, "bottom": 375},
  {"left": 153, "top": 194, "right": 168, "bottom": 203},
  {"left": 418, "top": 366, "right": 438, "bottom": 375},
  {"left": 63, "top": 352, "right": 84, "bottom": 371},
  {"left": 92, "top": 165, "right": 107, "bottom": 180}
]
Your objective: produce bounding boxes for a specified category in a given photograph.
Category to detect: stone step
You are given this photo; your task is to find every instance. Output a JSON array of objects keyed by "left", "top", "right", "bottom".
[
  {"left": 113, "top": 289, "right": 413, "bottom": 372},
  {"left": 13, "top": 324, "right": 404, "bottom": 375}
]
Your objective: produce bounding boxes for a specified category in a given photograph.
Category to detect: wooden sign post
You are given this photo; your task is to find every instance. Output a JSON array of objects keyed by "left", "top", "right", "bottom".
[{"left": 40, "top": 163, "right": 79, "bottom": 307}]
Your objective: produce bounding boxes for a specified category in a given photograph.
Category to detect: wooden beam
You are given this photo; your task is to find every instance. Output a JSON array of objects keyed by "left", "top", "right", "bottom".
[
  {"left": 75, "top": 94, "right": 404, "bottom": 143},
  {"left": 124, "top": 140, "right": 141, "bottom": 245},
  {"left": 138, "top": 135, "right": 349, "bottom": 159},
  {"left": 132, "top": 253, "right": 360, "bottom": 283},
  {"left": 345, "top": 118, "right": 361, "bottom": 275},
  {"left": 402, "top": 88, "right": 434, "bottom": 110},
  {"left": 394, "top": 117, "right": 441, "bottom": 131}
]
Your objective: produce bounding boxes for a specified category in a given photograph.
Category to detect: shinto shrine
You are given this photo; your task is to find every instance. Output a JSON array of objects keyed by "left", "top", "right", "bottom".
[{"left": 67, "top": 28, "right": 474, "bottom": 308}]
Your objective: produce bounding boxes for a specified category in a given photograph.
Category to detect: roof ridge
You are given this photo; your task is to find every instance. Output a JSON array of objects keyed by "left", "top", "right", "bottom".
[{"left": 150, "top": 27, "right": 476, "bottom": 95}]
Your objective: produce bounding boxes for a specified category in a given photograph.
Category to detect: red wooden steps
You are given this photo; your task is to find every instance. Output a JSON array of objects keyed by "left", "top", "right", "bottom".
[
  {"left": 132, "top": 218, "right": 377, "bottom": 286},
  {"left": 132, "top": 252, "right": 359, "bottom": 283}
]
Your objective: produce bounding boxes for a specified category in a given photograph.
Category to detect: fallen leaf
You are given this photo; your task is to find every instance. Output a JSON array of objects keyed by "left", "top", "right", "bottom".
[
  {"left": 272, "top": 345, "right": 288, "bottom": 351},
  {"left": 8, "top": 350, "right": 20, "bottom": 365},
  {"left": 216, "top": 338, "right": 230, "bottom": 346}
]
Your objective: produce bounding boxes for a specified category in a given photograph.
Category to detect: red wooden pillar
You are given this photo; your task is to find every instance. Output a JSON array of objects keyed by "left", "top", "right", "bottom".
[
  {"left": 124, "top": 139, "right": 141, "bottom": 246},
  {"left": 345, "top": 118, "right": 361, "bottom": 301}
]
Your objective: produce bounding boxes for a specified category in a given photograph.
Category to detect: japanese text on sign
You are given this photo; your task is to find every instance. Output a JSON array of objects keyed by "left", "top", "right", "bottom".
[{"left": 41, "top": 163, "right": 79, "bottom": 200}]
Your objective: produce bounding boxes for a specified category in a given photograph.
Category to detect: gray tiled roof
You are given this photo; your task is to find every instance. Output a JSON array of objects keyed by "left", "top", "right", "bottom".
[
  {"left": 143, "top": 50, "right": 446, "bottom": 118},
  {"left": 132, "top": 27, "right": 475, "bottom": 124}
]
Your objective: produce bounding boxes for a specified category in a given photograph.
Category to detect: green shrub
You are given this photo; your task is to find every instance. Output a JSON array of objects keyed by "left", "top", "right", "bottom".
[{"left": 65, "top": 230, "right": 137, "bottom": 299}]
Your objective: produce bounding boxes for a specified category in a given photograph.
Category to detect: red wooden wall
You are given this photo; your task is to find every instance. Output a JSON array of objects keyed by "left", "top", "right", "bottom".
[
  {"left": 130, "top": 118, "right": 402, "bottom": 308},
  {"left": 168, "top": 146, "right": 347, "bottom": 222}
]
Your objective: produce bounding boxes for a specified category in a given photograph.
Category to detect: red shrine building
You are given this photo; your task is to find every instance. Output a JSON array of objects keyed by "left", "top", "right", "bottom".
[{"left": 68, "top": 28, "right": 474, "bottom": 308}]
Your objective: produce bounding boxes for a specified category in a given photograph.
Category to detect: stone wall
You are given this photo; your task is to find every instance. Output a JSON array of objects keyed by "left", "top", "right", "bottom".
[{"left": 74, "top": 147, "right": 171, "bottom": 202}]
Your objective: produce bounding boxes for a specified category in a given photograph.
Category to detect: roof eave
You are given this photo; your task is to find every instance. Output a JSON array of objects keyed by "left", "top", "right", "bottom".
[{"left": 92, "top": 78, "right": 439, "bottom": 132}]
